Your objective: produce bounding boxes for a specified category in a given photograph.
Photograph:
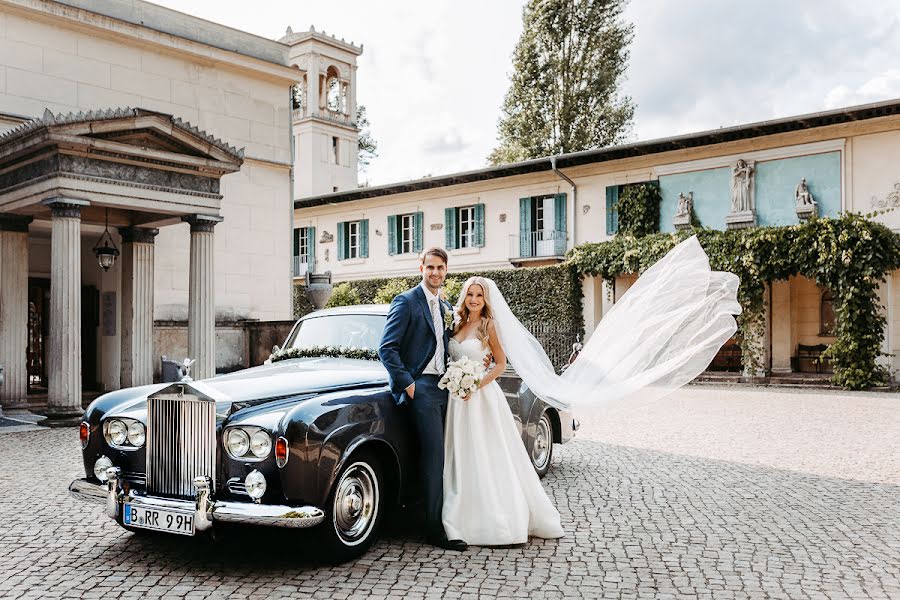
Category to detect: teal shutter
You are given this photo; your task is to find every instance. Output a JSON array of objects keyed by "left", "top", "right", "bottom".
[
  {"left": 414, "top": 211, "right": 424, "bottom": 253},
  {"left": 474, "top": 203, "right": 485, "bottom": 247},
  {"left": 387, "top": 215, "right": 397, "bottom": 256},
  {"left": 519, "top": 197, "right": 532, "bottom": 257},
  {"left": 554, "top": 193, "right": 567, "bottom": 255},
  {"left": 360, "top": 219, "right": 369, "bottom": 258},
  {"left": 605, "top": 186, "right": 619, "bottom": 235},
  {"left": 337, "top": 221, "right": 345, "bottom": 260},
  {"left": 292, "top": 228, "right": 300, "bottom": 258},
  {"left": 445, "top": 207, "right": 457, "bottom": 250},
  {"left": 308, "top": 226, "right": 316, "bottom": 272}
]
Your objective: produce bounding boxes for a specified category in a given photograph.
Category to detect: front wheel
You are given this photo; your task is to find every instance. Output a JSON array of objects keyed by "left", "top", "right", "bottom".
[
  {"left": 315, "top": 452, "right": 384, "bottom": 563},
  {"left": 531, "top": 411, "right": 554, "bottom": 478}
]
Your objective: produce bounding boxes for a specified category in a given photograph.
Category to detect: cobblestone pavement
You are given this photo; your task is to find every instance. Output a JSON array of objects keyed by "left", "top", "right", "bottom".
[{"left": 0, "top": 387, "right": 898, "bottom": 599}]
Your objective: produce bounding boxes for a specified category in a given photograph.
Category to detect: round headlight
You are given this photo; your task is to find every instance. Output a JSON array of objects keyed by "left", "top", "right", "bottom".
[
  {"left": 249, "top": 430, "right": 272, "bottom": 458},
  {"left": 244, "top": 470, "right": 267, "bottom": 500},
  {"left": 94, "top": 456, "right": 113, "bottom": 482},
  {"left": 226, "top": 428, "right": 250, "bottom": 457},
  {"left": 127, "top": 421, "right": 145, "bottom": 447},
  {"left": 106, "top": 420, "right": 127, "bottom": 446}
]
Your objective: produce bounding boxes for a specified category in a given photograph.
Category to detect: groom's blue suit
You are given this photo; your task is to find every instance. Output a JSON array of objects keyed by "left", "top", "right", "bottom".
[{"left": 379, "top": 284, "right": 451, "bottom": 536}]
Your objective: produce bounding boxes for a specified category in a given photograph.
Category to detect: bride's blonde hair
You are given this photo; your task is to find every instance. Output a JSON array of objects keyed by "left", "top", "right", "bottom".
[{"left": 454, "top": 276, "right": 494, "bottom": 349}]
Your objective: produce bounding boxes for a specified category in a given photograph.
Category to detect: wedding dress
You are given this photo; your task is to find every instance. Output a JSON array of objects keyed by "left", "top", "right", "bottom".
[{"left": 442, "top": 337, "right": 565, "bottom": 545}]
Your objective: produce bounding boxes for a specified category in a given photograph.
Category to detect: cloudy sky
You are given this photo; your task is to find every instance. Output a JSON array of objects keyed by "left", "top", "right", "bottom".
[{"left": 153, "top": 0, "right": 900, "bottom": 186}]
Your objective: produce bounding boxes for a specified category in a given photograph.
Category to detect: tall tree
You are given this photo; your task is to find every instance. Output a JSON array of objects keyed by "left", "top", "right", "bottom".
[
  {"left": 356, "top": 104, "right": 378, "bottom": 176},
  {"left": 488, "top": 0, "right": 635, "bottom": 165}
]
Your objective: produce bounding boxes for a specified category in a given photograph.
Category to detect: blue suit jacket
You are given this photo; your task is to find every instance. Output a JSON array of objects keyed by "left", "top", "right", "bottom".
[{"left": 378, "top": 285, "right": 451, "bottom": 405}]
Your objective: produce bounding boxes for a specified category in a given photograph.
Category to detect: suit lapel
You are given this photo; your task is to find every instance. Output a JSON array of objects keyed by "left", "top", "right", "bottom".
[{"left": 415, "top": 285, "right": 436, "bottom": 333}]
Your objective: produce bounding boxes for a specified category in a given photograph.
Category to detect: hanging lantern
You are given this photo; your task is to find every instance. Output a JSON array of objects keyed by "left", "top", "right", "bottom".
[{"left": 92, "top": 208, "right": 119, "bottom": 271}]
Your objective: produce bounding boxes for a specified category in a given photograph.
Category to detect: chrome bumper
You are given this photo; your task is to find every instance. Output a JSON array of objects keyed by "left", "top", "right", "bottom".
[
  {"left": 69, "top": 470, "right": 325, "bottom": 530},
  {"left": 559, "top": 408, "right": 579, "bottom": 443}
]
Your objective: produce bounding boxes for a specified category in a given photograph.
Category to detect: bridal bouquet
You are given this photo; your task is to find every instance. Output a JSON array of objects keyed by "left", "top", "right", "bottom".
[{"left": 438, "top": 356, "right": 485, "bottom": 399}]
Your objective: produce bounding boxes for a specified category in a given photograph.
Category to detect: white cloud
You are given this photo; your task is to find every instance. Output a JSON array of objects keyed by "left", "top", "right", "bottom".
[{"left": 825, "top": 70, "right": 900, "bottom": 109}]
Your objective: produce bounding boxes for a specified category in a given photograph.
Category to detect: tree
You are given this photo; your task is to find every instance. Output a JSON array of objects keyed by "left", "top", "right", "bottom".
[
  {"left": 356, "top": 104, "right": 378, "bottom": 175},
  {"left": 488, "top": 0, "right": 635, "bottom": 165}
]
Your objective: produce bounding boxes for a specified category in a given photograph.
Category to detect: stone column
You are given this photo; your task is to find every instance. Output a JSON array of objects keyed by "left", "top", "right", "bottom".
[
  {"left": 770, "top": 279, "right": 793, "bottom": 374},
  {"left": 307, "top": 52, "right": 320, "bottom": 117},
  {"left": 43, "top": 198, "right": 88, "bottom": 426},
  {"left": 119, "top": 227, "right": 158, "bottom": 388},
  {"left": 349, "top": 65, "right": 358, "bottom": 123},
  {"left": 0, "top": 215, "right": 33, "bottom": 415},
  {"left": 184, "top": 215, "right": 222, "bottom": 381}
]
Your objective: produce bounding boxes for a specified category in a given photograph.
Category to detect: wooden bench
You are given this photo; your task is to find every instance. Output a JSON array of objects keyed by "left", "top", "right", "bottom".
[{"left": 792, "top": 344, "right": 832, "bottom": 374}]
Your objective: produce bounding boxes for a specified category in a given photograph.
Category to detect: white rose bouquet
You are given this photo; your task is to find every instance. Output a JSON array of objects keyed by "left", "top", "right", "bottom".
[{"left": 438, "top": 355, "right": 485, "bottom": 399}]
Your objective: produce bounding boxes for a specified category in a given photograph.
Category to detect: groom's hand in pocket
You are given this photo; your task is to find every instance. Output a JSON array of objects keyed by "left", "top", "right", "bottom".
[{"left": 405, "top": 382, "right": 415, "bottom": 399}]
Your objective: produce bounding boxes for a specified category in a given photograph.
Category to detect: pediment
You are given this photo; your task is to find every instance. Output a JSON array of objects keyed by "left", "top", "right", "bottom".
[{"left": 85, "top": 128, "right": 209, "bottom": 157}]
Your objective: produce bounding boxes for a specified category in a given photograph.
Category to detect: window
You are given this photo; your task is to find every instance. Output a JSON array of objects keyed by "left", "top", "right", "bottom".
[
  {"left": 444, "top": 205, "right": 484, "bottom": 250},
  {"left": 337, "top": 220, "right": 369, "bottom": 260},
  {"left": 293, "top": 226, "right": 315, "bottom": 276},
  {"left": 388, "top": 212, "right": 423, "bottom": 256},
  {"left": 605, "top": 185, "right": 620, "bottom": 235},
  {"left": 820, "top": 289, "right": 835, "bottom": 335},
  {"left": 518, "top": 194, "right": 566, "bottom": 257},
  {"left": 458, "top": 206, "right": 475, "bottom": 249},
  {"left": 332, "top": 136, "right": 339, "bottom": 165}
]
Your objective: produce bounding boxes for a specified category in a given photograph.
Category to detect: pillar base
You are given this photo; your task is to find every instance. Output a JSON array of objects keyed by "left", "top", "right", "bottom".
[{"left": 39, "top": 407, "right": 84, "bottom": 428}]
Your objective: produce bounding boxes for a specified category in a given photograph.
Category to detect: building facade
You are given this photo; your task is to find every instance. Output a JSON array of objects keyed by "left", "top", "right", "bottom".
[
  {"left": 294, "top": 101, "right": 900, "bottom": 381},
  {"left": 0, "top": 0, "right": 360, "bottom": 422}
]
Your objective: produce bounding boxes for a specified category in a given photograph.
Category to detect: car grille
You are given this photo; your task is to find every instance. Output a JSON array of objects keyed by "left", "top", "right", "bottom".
[{"left": 146, "top": 393, "right": 216, "bottom": 498}]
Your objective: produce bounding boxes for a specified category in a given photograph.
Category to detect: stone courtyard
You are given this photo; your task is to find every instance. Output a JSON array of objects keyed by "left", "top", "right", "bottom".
[{"left": 0, "top": 385, "right": 897, "bottom": 599}]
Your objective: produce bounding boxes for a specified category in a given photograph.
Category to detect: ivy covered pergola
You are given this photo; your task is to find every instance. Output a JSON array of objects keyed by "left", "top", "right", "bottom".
[{"left": 568, "top": 212, "right": 900, "bottom": 390}]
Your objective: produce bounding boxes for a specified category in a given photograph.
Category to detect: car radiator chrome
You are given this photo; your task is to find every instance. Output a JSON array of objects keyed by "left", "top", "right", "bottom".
[{"left": 146, "top": 385, "right": 216, "bottom": 498}]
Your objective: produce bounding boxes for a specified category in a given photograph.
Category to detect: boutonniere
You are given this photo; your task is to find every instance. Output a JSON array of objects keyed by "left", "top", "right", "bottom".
[{"left": 443, "top": 309, "right": 455, "bottom": 330}]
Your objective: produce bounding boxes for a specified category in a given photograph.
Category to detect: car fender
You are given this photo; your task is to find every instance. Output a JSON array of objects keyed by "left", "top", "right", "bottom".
[{"left": 317, "top": 426, "right": 402, "bottom": 507}]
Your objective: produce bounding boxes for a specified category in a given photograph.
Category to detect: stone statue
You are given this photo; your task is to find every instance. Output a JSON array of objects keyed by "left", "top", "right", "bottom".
[
  {"left": 676, "top": 191, "right": 694, "bottom": 217},
  {"left": 730, "top": 159, "right": 755, "bottom": 213},
  {"left": 795, "top": 178, "right": 815, "bottom": 207}
]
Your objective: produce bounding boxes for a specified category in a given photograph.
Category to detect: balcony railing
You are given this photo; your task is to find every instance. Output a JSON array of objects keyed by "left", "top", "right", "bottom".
[
  {"left": 293, "top": 255, "right": 310, "bottom": 277},
  {"left": 509, "top": 230, "right": 567, "bottom": 259}
]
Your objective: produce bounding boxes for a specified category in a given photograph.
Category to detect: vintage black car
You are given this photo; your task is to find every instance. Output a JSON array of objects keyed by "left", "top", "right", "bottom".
[{"left": 69, "top": 305, "right": 578, "bottom": 561}]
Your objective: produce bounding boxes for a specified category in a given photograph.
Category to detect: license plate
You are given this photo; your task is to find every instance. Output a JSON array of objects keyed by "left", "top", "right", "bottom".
[{"left": 123, "top": 503, "right": 195, "bottom": 536}]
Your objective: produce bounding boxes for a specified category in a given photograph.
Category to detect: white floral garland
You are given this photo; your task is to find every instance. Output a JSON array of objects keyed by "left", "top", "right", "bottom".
[{"left": 268, "top": 345, "right": 380, "bottom": 364}]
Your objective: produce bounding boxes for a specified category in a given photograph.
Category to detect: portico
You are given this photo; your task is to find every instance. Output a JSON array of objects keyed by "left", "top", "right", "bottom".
[{"left": 0, "top": 108, "right": 243, "bottom": 425}]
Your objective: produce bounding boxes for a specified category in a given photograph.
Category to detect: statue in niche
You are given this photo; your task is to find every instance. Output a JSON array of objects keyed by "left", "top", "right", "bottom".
[
  {"left": 676, "top": 191, "right": 694, "bottom": 217},
  {"left": 730, "top": 159, "right": 755, "bottom": 213},
  {"left": 795, "top": 178, "right": 816, "bottom": 207}
]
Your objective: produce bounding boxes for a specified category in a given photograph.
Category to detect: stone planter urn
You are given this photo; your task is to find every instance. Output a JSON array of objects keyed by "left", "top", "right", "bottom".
[{"left": 306, "top": 271, "right": 334, "bottom": 309}]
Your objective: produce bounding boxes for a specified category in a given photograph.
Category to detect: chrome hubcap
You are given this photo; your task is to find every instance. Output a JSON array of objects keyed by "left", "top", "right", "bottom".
[
  {"left": 333, "top": 462, "right": 378, "bottom": 545},
  {"left": 532, "top": 415, "right": 552, "bottom": 470}
]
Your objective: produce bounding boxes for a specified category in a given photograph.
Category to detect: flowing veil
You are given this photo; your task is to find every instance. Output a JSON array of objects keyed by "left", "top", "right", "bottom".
[{"left": 479, "top": 235, "right": 742, "bottom": 410}]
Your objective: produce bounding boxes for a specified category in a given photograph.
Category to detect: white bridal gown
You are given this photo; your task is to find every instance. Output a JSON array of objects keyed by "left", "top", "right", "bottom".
[{"left": 442, "top": 337, "right": 565, "bottom": 545}]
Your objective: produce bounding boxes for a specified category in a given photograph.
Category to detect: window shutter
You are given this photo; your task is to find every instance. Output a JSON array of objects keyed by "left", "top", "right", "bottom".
[
  {"left": 474, "top": 203, "right": 485, "bottom": 247},
  {"left": 554, "top": 193, "right": 567, "bottom": 255},
  {"left": 445, "top": 207, "right": 456, "bottom": 250},
  {"left": 414, "top": 211, "right": 424, "bottom": 254},
  {"left": 360, "top": 219, "right": 369, "bottom": 258},
  {"left": 308, "top": 226, "right": 316, "bottom": 273},
  {"left": 519, "top": 197, "right": 532, "bottom": 258},
  {"left": 293, "top": 228, "right": 300, "bottom": 258},
  {"left": 337, "top": 221, "right": 345, "bottom": 261},
  {"left": 387, "top": 215, "right": 397, "bottom": 256},
  {"left": 605, "top": 186, "right": 619, "bottom": 235}
]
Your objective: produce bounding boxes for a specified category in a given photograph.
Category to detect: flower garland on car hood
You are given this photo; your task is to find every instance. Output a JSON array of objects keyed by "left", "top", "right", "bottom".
[{"left": 269, "top": 345, "right": 380, "bottom": 364}]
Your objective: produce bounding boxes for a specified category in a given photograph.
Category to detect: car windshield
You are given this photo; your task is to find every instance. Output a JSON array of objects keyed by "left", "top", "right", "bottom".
[{"left": 285, "top": 314, "right": 386, "bottom": 353}]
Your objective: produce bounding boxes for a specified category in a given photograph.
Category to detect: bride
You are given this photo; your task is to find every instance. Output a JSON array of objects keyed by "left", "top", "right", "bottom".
[{"left": 442, "top": 235, "right": 741, "bottom": 545}]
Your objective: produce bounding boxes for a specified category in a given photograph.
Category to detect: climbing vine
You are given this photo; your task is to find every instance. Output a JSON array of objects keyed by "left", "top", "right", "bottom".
[
  {"left": 568, "top": 213, "right": 900, "bottom": 389},
  {"left": 616, "top": 182, "right": 661, "bottom": 237}
]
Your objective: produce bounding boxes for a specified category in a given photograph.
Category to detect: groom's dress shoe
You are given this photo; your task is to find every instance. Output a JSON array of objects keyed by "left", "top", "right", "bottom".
[{"left": 427, "top": 534, "right": 468, "bottom": 551}]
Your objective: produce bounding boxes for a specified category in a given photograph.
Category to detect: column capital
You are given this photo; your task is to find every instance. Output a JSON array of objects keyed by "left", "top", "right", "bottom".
[
  {"left": 183, "top": 214, "right": 224, "bottom": 233},
  {"left": 119, "top": 226, "right": 159, "bottom": 244},
  {"left": 0, "top": 214, "right": 33, "bottom": 232},
  {"left": 43, "top": 198, "right": 89, "bottom": 219}
]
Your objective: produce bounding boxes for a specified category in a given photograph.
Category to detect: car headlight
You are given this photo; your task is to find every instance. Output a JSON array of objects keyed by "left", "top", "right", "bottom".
[
  {"left": 103, "top": 417, "right": 145, "bottom": 449},
  {"left": 226, "top": 428, "right": 250, "bottom": 458},
  {"left": 94, "top": 456, "right": 113, "bottom": 482},
  {"left": 250, "top": 430, "right": 272, "bottom": 458},
  {"left": 244, "top": 470, "right": 267, "bottom": 501},
  {"left": 127, "top": 421, "right": 145, "bottom": 447}
]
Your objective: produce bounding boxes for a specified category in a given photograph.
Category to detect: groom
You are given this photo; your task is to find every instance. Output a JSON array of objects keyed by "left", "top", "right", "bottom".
[{"left": 378, "top": 247, "right": 467, "bottom": 551}]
